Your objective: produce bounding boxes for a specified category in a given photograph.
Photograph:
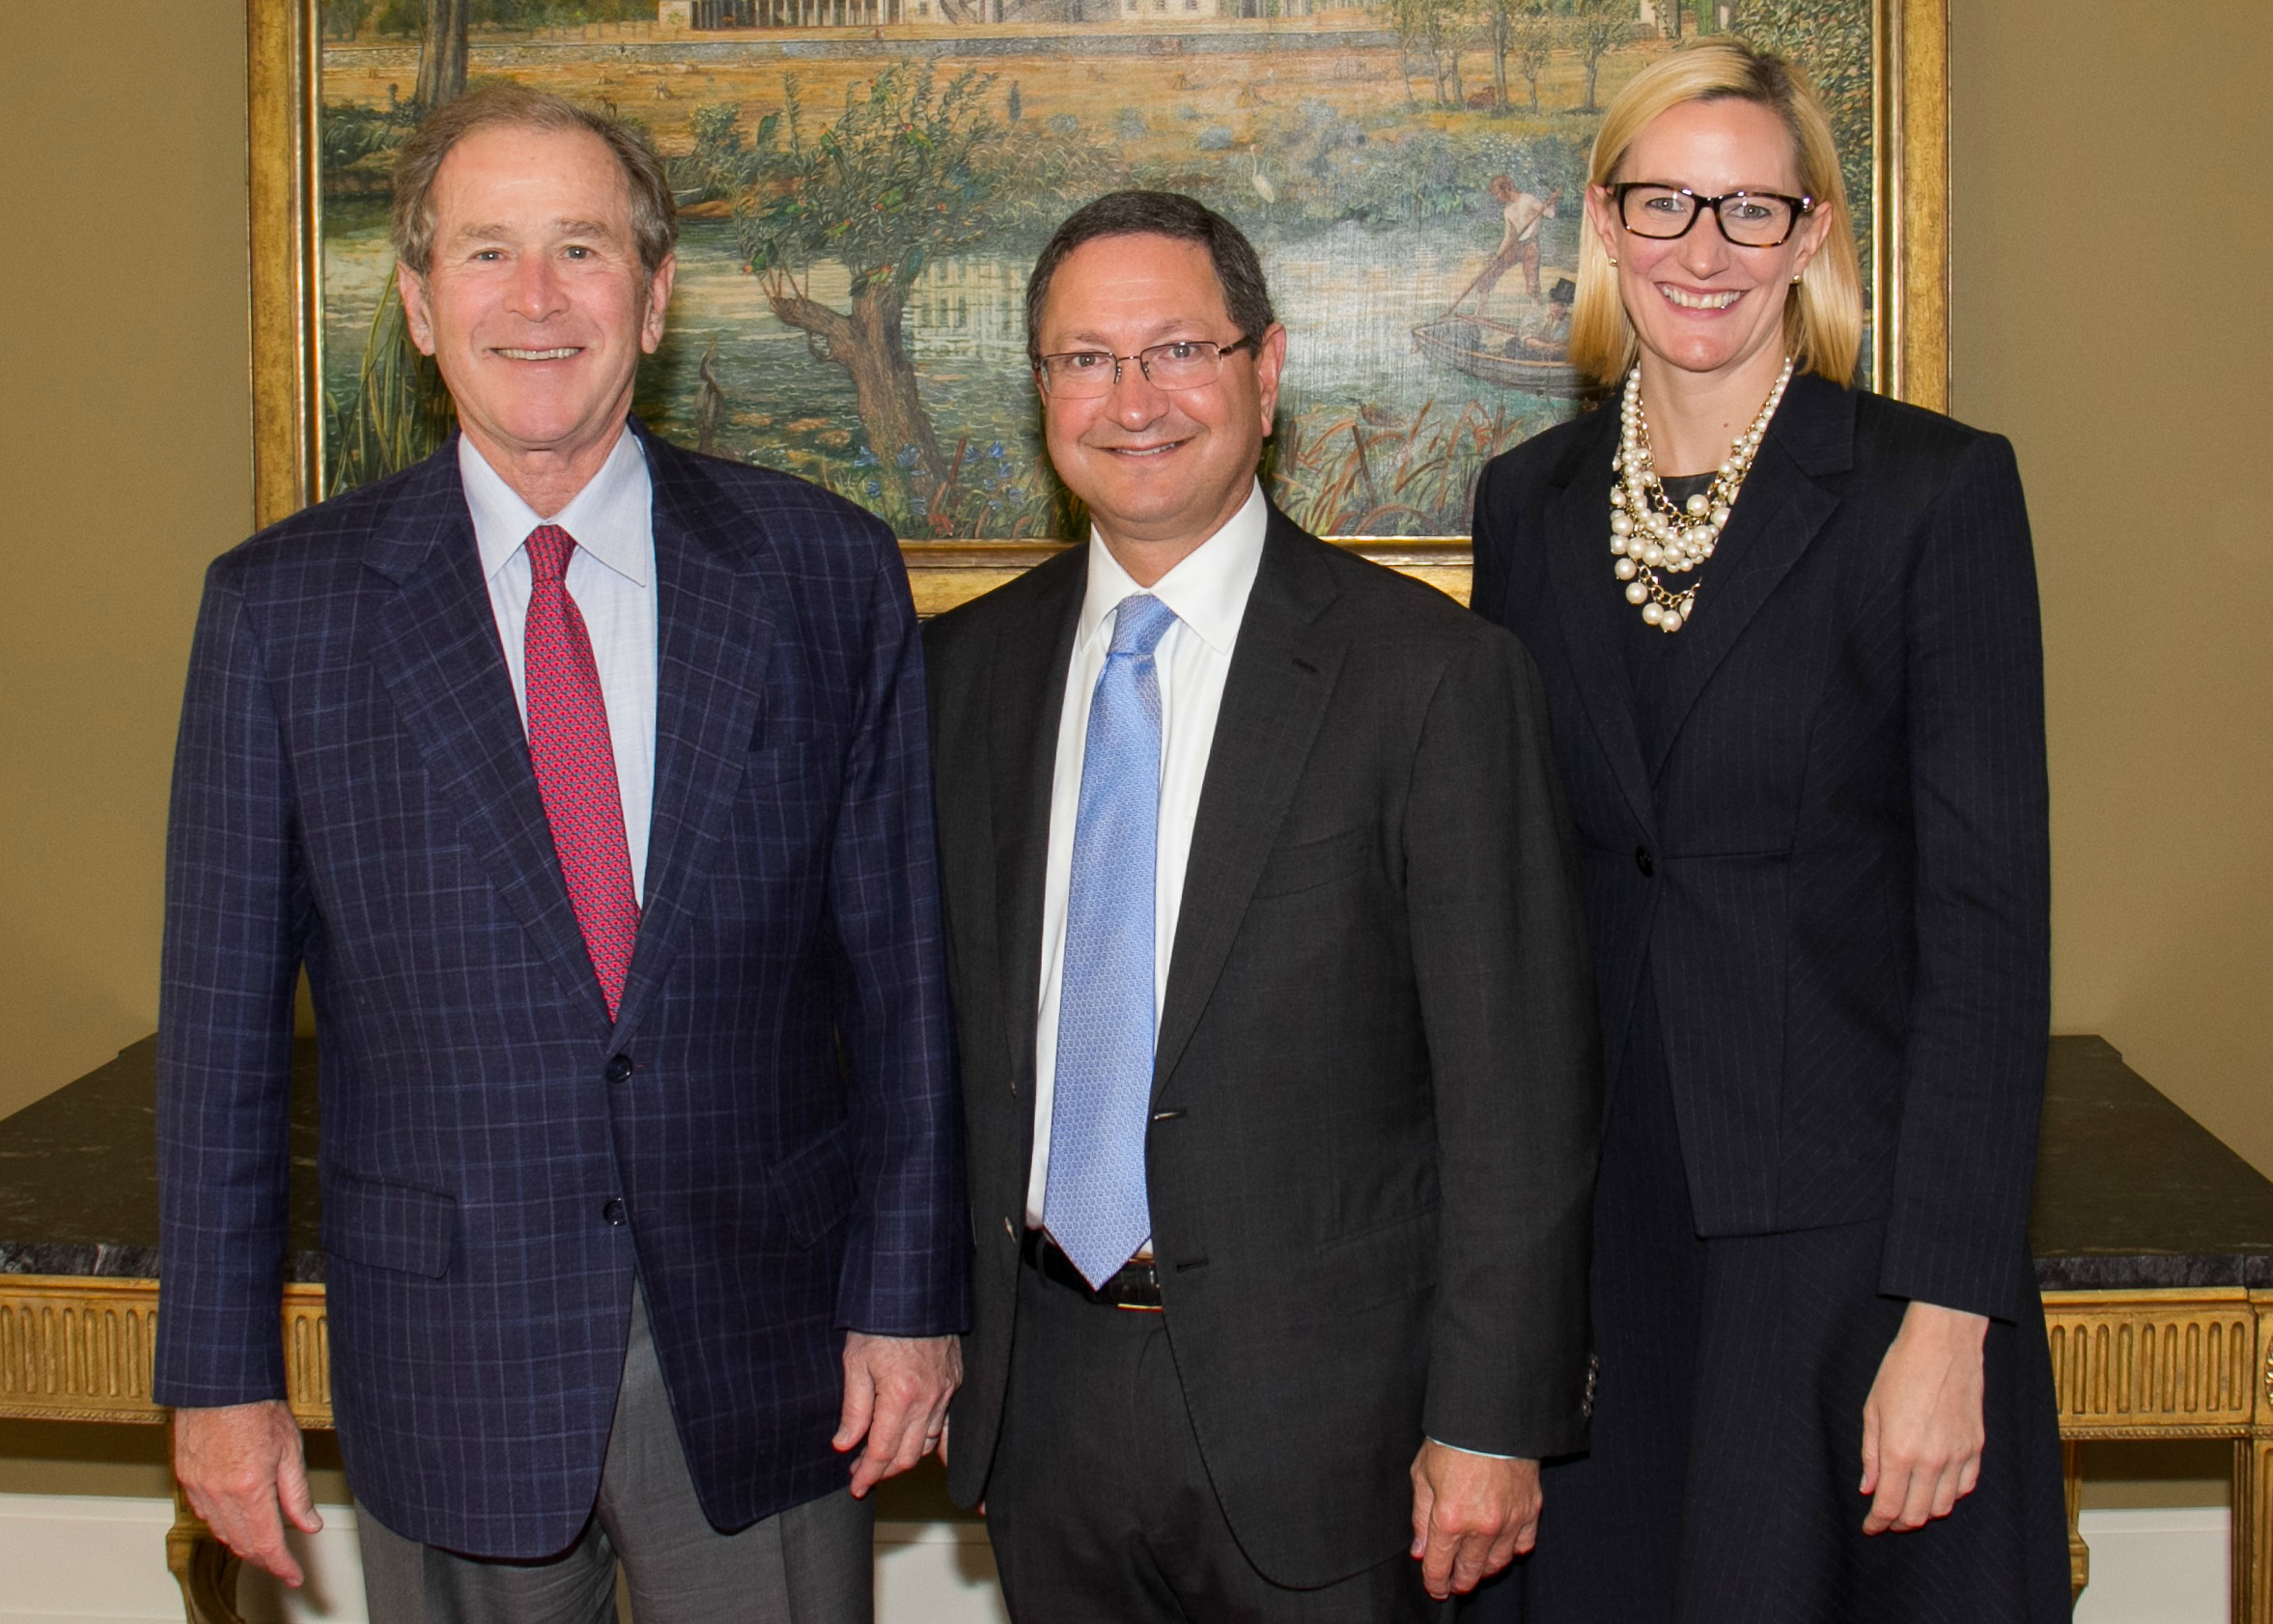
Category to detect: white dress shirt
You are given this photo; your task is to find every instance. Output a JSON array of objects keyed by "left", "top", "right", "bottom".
[
  {"left": 461, "top": 429, "right": 659, "bottom": 905},
  {"left": 1025, "top": 481, "right": 1269, "bottom": 1228}
]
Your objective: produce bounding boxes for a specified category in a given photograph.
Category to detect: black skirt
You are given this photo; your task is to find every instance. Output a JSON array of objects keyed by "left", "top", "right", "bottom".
[{"left": 1461, "top": 983, "right": 2072, "bottom": 1623}]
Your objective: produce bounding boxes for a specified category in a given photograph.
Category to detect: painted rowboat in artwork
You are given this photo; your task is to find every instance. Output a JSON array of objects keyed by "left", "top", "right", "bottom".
[{"left": 1411, "top": 315, "right": 1586, "bottom": 399}]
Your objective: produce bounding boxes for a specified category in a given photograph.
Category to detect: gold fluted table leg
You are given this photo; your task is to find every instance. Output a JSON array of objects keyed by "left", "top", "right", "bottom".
[
  {"left": 2237, "top": 1435, "right": 2271, "bottom": 1624},
  {"left": 163, "top": 1415, "right": 246, "bottom": 1624},
  {"left": 2063, "top": 1438, "right": 2090, "bottom": 1607}
]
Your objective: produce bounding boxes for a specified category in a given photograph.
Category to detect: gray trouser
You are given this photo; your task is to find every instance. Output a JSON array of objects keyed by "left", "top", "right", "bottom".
[{"left": 357, "top": 1283, "right": 872, "bottom": 1624}]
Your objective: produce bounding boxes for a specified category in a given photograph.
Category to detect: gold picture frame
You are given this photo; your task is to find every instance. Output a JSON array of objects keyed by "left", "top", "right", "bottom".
[{"left": 244, "top": 0, "right": 1947, "bottom": 611}]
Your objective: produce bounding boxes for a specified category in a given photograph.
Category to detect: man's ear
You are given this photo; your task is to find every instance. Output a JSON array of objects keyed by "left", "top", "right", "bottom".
[
  {"left": 397, "top": 263, "right": 437, "bottom": 357},
  {"left": 1252, "top": 322, "right": 1289, "bottom": 434},
  {"left": 641, "top": 252, "right": 677, "bottom": 355}
]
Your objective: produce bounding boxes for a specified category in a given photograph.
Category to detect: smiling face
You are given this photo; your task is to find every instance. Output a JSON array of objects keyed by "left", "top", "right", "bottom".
[
  {"left": 398, "top": 122, "right": 673, "bottom": 508},
  {"left": 1034, "top": 233, "right": 1286, "bottom": 573},
  {"left": 1585, "top": 96, "right": 1830, "bottom": 396}
]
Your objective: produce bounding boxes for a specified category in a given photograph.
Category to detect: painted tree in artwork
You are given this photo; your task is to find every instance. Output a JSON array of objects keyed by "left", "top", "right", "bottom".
[
  {"left": 1484, "top": 0, "right": 1554, "bottom": 112},
  {"left": 1385, "top": 0, "right": 1477, "bottom": 109},
  {"left": 415, "top": 0, "right": 468, "bottom": 108},
  {"left": 1569, "top": 0, "right": 1634, "bottom": 115},
  {"left": 1509, "top": 9, "right": 1563, "bottom": 113},
  {"left": 732, "top": 66, "right": 1112, "bottom": 529},
  {"left": 1730, "top": 0, "right": 1871, "bottom": 237}
]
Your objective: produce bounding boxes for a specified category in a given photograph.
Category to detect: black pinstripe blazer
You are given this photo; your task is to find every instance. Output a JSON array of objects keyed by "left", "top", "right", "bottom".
[
  {"left": 154, "top": 424, "right": 968, "bottom": 1557},
  {"left": 1471, "top": 374, "right": 2050, "bottom": 1323}
]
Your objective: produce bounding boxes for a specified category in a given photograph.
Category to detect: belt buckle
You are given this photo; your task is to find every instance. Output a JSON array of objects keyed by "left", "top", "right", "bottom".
[{"left": 1113, "top": 1258, "right": 1164, "bottom": 1312}]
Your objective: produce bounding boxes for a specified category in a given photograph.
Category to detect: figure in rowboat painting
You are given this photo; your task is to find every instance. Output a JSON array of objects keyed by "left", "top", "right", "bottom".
[
  {"left": 1413, "top": 172, "right": 1583, "bottom": 404},
  {"left": 312, "top": 0, "right": 1871, "bottom": 538}
]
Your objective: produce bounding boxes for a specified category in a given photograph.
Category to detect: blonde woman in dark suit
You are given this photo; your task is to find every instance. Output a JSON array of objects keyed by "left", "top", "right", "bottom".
[{"left": 1463, "top": 42, "right": 2069, "bottom": 1623}]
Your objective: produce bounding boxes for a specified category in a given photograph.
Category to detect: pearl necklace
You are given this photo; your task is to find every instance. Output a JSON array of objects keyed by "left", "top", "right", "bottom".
[{"left": 1610, "top": 355, "right": 1795, "bottom": 634}]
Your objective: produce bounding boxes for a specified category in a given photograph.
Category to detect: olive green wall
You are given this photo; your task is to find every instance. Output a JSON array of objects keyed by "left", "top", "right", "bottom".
[
  {"left": 1948, "top": 0, "right": 2273, "bottom": 1178},
  {"left": 0, "top": 2, "right": 253, "bottom": 1113}
]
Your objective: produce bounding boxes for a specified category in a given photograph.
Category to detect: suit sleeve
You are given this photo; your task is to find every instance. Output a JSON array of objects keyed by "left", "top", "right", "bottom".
[
  {"left": 827, "top": 535, "right": 972, "bottom": 1338},
  {"left": 1407, "top": 625, "right": 1602, "bottom": 1458},
  {"left": 154, "top": 561, "right": 304, "bottom": 1409},
  {"left": 1877, "top": 433, "right": 2051, "bottom": 1321},
  {"left": 1467, "top": 457, "right": 1513, "bottom": 626}
]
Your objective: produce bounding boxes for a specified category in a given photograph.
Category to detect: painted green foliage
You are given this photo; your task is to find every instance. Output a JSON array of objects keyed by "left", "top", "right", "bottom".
[{"left": 317, "top": 0, "right": 1877, "bottom": 535}]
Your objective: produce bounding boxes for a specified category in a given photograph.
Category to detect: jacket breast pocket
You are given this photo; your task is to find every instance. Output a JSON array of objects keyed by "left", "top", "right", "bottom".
[
  {"left": 1250, "top": 823, "right": 1374, "bottom": 900},
  {"left": 321, "top": 1167, "right": 458, "bottom": 1279}
]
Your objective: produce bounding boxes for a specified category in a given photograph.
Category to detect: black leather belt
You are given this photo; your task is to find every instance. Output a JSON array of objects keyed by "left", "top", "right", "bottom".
[{"left": 1021, "top": 1228, "right": 1163, "bottom": 1311}]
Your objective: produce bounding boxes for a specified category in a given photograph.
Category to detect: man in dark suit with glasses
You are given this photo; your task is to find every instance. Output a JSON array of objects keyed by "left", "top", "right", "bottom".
[{"left": 923, "top": 190, "right": 1602, "bottom": 1619}]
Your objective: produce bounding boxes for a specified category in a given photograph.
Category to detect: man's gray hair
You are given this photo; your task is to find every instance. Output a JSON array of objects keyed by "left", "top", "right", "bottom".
[{"left": 389, "top": 83, "right": 678, "bottom": 280}]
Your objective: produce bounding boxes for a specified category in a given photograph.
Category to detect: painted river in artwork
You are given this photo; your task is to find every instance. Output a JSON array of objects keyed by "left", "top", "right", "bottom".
[{"left": 321, "top": 201, "right": 1589, "bottom": 536}]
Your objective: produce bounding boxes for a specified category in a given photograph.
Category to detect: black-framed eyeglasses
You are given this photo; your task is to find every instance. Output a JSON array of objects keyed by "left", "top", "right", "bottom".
[
  {"left": 1611, "top": 182, "right": 1815, "bottom": 247},
  {"left": 1034, "top": 337, "right": 1256, "bottom": 399}
]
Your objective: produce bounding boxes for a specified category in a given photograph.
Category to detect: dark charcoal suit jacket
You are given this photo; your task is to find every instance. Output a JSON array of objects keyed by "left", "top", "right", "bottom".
[
  {"left": 154, "top": 424, "right": 968, "bottom": 1558},
  {"left": 1471, "top": 373, "right": 2051, "bottom": 1323},
  {"left": 926, "top": 506, "right": 1601, "bottom": 1588}
]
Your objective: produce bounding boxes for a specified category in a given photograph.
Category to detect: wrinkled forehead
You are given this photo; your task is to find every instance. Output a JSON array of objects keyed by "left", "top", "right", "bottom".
[
  {"left": 1038, "top": 233, "right": 1236, "bottom": 344},
  {"left": 428, "top": 123, "right": 637, "bottom": 240}
]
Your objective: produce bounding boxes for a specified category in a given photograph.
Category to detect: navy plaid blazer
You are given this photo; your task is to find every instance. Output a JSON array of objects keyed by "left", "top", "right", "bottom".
[{"left": 154, "top": 424, "right": 968, "bottom": 1557}]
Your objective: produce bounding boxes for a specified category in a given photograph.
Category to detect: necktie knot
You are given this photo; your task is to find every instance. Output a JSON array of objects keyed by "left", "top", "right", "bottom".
[
  {"left": 1108, "top": 593, "right": 1178, "bottom": 661},
  {"left": 525, "top": 523, "right": 576, "bottom": 587}
]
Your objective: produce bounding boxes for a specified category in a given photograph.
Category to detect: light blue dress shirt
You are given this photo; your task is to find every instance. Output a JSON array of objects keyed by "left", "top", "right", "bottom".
[{"left": 461, "top": 429, "right": 659, "bottom": 906}]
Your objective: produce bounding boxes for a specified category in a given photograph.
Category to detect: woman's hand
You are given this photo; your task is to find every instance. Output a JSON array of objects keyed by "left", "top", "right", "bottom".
[{"left": 1860, "top": 1300, "right": 1989, "bottom": 1533}]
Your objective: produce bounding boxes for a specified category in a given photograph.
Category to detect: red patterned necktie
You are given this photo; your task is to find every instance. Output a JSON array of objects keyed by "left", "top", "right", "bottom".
[{"left": 522, "top": 523, "right": 639, "bottom": 1019}]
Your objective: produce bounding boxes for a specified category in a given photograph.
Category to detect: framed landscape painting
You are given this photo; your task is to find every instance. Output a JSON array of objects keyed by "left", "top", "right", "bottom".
[{"left": 247, "top": 0, "right": 1947, "bottom": 589}]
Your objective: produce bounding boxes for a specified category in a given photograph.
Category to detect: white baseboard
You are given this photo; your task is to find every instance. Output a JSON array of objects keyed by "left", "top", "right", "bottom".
[
  {"left": 0, "top": 1495, "right": 1004, "bottom": 1624},
  {"left": 6, "top": 1494, "right": 2217, "bottom": 1624},
  {"left": 2074, "top": 1507, "right": 2230, "bottom": 1624}
]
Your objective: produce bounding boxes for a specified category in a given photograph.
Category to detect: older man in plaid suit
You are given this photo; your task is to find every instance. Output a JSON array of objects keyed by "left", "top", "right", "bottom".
[{"left": 154, "top": 85, "right": 966, "bottom": 1623}]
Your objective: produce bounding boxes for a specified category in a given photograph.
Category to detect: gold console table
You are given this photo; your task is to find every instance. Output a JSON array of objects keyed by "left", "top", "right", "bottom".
[{"left": 4, "top": 1034, "right": 2269, "bottom": 1620}]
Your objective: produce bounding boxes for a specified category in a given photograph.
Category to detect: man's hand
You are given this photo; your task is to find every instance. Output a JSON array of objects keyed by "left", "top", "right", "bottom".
[
  {"left": 1861, "top": 1300, "right": 1989, "bottom": 1534},
  {"left": 834, "top": 1332, "right": 962, "bottom": 1498},
  {"left": 1409, "top": 1441, "right": 1541, "bottom": 1600},
  {"left": 172, "top": 1400, "right": 322, "bottom": 1587}
]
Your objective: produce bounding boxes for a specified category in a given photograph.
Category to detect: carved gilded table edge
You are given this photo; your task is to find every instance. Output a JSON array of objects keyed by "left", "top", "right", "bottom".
[{"left": 9, "top": 1274, "right": 2267, "bottom": 1619}]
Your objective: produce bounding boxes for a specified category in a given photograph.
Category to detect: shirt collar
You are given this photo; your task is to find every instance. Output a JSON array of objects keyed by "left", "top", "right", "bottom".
[
  {"left": 462, "top": 426, "right": 653, "bottom": 588},
  {"left": 1077, "top": 480, "right": 1268, "bottom": 658}
]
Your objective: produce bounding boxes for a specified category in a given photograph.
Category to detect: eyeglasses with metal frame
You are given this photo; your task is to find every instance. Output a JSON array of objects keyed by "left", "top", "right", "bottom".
[
  {"left": 1611, "top": 182, "right": 1816, "bottom": 248},
  {"left": 1034, "top": 337, "right": 1257, "bottom": 399}
]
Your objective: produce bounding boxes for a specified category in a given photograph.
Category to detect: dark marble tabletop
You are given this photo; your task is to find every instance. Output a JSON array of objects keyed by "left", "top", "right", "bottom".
[
  {"left": 2028, "top": 1033, "right": 2273, "bottom": 1289},
  {"left": 3, "top": 1033, "right": 2269, "bottom": 1293},
  {"left": 0, "top": 1035, "right": 324, "bottom": 1282}
]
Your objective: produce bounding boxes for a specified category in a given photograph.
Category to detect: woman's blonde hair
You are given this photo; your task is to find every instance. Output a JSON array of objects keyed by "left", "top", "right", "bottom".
[{"left": 1568, "top": 40, "right": 1863, "bottom": 387}]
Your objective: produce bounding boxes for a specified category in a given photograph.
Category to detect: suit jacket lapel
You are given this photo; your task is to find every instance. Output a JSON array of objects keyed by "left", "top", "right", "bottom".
[
  {"left": 989, "top": 552, "right": 1085, "bottom": 1099},
  {"left": 363, "top": 440, "right": 613, "bottom": 1027},
  {"left": 1540, "top": 411, "right": 1656, "bottom": 836},
  {"left": 1152, "top": 513, "right": 1345, "bottom": 1097},
  {"left": 1642, "top": 373, "right": 1853, "bottom": 780},
  {"left": 610, "top": 432, "right": 776, "bottom": 1038}
]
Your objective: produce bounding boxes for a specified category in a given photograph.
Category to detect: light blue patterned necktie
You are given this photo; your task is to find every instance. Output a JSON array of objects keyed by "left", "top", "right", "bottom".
[{"left": 1044, "top": 593, "right": 1180, "bottom": 1290}]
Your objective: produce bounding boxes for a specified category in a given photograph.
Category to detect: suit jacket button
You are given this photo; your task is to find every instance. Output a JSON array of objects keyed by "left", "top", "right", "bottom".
[
  {"left": 604, "top": 1054, "right": 633, "bottom": 1083},
  {"left": 603, "top": 1198, "right": 627, "bottom": 1226},
  {"left": 1635, "top": 846, "right": 1654, "bottom": 878}
]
